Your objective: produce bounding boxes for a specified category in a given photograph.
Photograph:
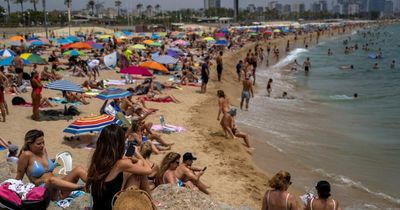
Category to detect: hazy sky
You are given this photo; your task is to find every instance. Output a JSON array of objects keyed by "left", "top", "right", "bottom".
[{"left": 1, "top": 0, "right": 319, "bottom": 12}]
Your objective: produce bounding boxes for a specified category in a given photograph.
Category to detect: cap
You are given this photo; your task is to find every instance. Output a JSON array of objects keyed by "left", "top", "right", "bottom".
[
  {"left": 8, "top": 144, "right": 18, "bottom": 153},
  {"left": 183, "top": 152, "right": 197, "bottom": 161}
]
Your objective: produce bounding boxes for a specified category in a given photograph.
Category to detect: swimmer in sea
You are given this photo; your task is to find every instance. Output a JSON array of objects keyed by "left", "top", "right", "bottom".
[
  {"left": 327, "top": 48, "right": 333, "bottom": 56},
  {"left": 390, "top": 60, "right": 395, "bottom": 69},
  {"left": 303, "top": 57, "right": 311, "bottom": 73},
  {"left": 339, "top": 65, "right": 354, "bottom": 70},
  {"left": 373, "top": 63, "right": 379, "bottom": 69},
  {"left": 353, "top": 93, "right": 358, "bottom": 99}
]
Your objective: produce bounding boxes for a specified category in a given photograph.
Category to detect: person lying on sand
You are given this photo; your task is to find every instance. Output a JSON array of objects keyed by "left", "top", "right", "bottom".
[
  {"left": 175, "top": 152, "right": 210, "bottom": 194},
  {"left": 81, "top": 80, "right": 104, "bottom": 91},
  {"left": 65, "top": 91, "right": 90, "bottom": 105},
  {"left": 146, "top": 90, "right": 181, "bottom": 103}
]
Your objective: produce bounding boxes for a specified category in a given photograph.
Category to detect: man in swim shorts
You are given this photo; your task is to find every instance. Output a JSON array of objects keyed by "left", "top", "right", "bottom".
[{"left": 240, "top": 77, "right": 254, "bottom": 111}]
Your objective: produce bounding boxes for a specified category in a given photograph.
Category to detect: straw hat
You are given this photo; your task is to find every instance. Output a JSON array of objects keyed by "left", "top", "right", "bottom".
[{"left": 112, "top": 186, "right": 156, "bottom": 210}]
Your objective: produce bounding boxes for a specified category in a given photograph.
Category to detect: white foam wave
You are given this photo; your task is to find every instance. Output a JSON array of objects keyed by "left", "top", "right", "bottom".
[
  {"left": 271, "top": 48, "right": 308, "bottom": 69},
  {"left": 312, "top": 169, "right": 400, "bottom": 205},
  {"left": 329, "top": 95, "right": 354, "bottom": 100}
]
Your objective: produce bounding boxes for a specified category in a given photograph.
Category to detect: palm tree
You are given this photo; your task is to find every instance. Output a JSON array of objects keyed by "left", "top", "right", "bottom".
[
  {"left": 30, "top": 0, "right": 38, "bottom": 11},
  {"left": 154, "top": 4, "right": 160, "bottom": 15},
  {"left": 136, "top": 3, "right": 142, "bottom": 17},
  {"left": 146, "top": 5, "right": 152, "bottom": 17},
  {"left": 4, "top": 0, "right": 11, "bottom": 17},
  {"left": 87, "top": 0, "right": 95, "bottom": 16},
  {"left": 115, "top": 0, "right": 121, "bottom": 17},
  {"left": 13, "top": 0, "right": 27, "bottom": 13}
]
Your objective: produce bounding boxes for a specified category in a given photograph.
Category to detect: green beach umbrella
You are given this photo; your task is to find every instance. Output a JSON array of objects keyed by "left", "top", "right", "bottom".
[
  {"left": 149, "top": 42, "right": 162, "bottom": 47},
  {"left": 63, "top": 50, "right": 85, "bottom": 56}
]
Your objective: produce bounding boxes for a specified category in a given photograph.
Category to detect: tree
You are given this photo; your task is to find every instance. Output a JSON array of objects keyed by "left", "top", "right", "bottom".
[
  {"left": 30, "top": 0, "right": 38, "bottom": 11},
  {"left": 136, "top": 3, "right": 143, "bottom": 17},
  {"left": 13, "top": 0, "right": 27, "bottom": 13},
  {"left": 4, "top": 0, "right": 11, "bottom": 17},
  {"left": 115, "top": 0, "right": 121, "bottom": 17},
  {"left": 87, "top": 0, "right": 95, "bottom": 16}
]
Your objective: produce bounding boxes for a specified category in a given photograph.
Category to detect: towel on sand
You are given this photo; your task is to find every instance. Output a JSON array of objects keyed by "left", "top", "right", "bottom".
[
  {"left": 103, "top": 79, "right": 126, "bottom": 86},
  {"left": 152, "top": 124, "right": 186, "bottom": 133},
  {"left": 49, "top": 98, "right": 81, "bottom": 106}
]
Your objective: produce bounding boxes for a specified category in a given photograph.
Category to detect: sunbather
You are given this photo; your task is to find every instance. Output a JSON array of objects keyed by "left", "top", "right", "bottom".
[
  {"left": 146, "top": 90, "right": 181, "bottom": 103},
  {"left": 155, "top": 152, "right": 183, "bottom": 187},
  {"left": 175, "top": 152, "right": 210, "bottom": 194},
  {"left": 65, "top": 92, "right": 90, "bottom": 105}
]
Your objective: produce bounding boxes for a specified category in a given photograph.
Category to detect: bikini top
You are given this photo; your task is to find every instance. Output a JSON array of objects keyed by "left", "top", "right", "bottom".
[
  {"left": 30, "top": 157, "right": 55, "bottom": 179},
  {"left": 310, "top": 198, "right": 336, "bottom": 210},
  {"left": 267, "top": 190, "right": 290, "bottom": 210}
]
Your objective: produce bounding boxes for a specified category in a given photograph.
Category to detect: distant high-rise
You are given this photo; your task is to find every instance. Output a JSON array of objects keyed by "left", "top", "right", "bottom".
[
  {"left": 369, "top": 0, "right": 385, "bottom": 12},
  {"left": 204, "top": 0, "right": 221, "bottom": 10},
  {"left": 234, "top": 0, "right": 239, "bottom": 19}
]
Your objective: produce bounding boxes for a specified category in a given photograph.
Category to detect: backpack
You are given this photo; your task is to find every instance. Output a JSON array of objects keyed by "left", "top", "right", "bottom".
[
  {"left": 11, "top": 96, "right": 26, "bottom": 105},
  {"left": 66, "top": 106, "right": 80, "bottom": 116}
]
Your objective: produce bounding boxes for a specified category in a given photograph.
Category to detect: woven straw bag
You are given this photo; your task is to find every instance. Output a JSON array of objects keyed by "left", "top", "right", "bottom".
[{"left": 112, "top": 186, "right": 157, "bottom": 210}]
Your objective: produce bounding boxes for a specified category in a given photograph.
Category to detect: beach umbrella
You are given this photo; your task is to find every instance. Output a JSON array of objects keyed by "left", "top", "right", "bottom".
[
  {"left": 20, "top": 53, "right": 46, "bottom": 64},
  {"left": 167, "top": 48, "right": 184, "bottom": 55},
  {"left": 249, "top": 32, "right": 258, "bottom": 36},
  {"left": 214, "top": 33, "right": 225, "bottom": 38},
  {"left": 215, "top": 40, "right": 227, "bottom": 45},
  {"left": 57, "top": 38, "right": 74, "bottom": 45},
  {"left": 114, "top": 31, "right": 124, "bottom": 38},
  {"left": 28, "top": 40, "right": 45, "bottom": 46},
  {"left": 273, "top": 29, "right": 281, "bottom": 33},
  {"left": 159, "top": 32, "right": 167, "bottom": 37},
  {"left": 172, "top": 39, "right": 188, "bottom": 46},
  {"left": 5, "top": 41, "right": 22, "bottom": 46},
  {"left": 203, "top": 37, "right": 215, "bottom": 41},
  {"left": 99, "top": 35, "right": 112, "bottom": 40},
  {"left": 61, "top": 42, "right": 92, "bottom": 50},
  {"left": 63, "top": 114, "right": 122, "bottom": 135},
  {"left": 45, "top": 80, "right": 83, "bottom": 93},
  {"left": 0, "top": 49, "right": 16, "bottom": 57},
  {"left": 96, "top": 88, "right": 132, "bottom": 100},
  {"left": 120, "top": 66, "right": 153, "bottom": 76},
  {"left": 86, "top": 42, "right": 103, "bottom": 50},
  {"left": 151, "top": 34, "right": 160, "bottom": 40},
  {"left": 143, "top": 39, "right": 154, "bottom": 45},
  {"left": 0, "top": 56, "right": 29, "bottom": 66},
  {"left": 152, "top": 55, "right": 178, "bottom": 64},
  {"left": 9, "top": 35, "right": 24, "bottom": 42},
  {"left": 149, "top": 42, "right": 162, "bottom": 47},
  {"left": 63, "top": 50, "right": 85, "bottom": 56},
  {"left": 140, "top": 61, "right": 168, "bottom": 73},
  {"left": 65, "top": 36, "right": 80, "bottom": 42},
  {"left": 122, "top": 30, "right": 133, "bottom": 36},
  {"left": 263, "top": 31, "right": 273, "bottom": 35},
  {"left": 130, "top": 44, "right": 146, "bottom": 50}
]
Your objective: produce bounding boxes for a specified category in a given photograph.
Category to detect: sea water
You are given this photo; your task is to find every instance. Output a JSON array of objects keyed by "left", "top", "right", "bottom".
[{"left": 237, "top": 24, "right": 400, "bottom": 209}]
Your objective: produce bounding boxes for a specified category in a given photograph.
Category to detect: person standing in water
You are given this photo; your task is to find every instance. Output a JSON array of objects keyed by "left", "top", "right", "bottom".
[
  {"left": 267, "top": 79, "right": 273, "bottom": 97},
  {"left": 240, "top": 77, "right": 254, "bottom": 111},
  {"left": 304, "top": 57, "right": 311, "bottom": 74},
  {"left": 390, "top": 60, "right": 395, "bottom": 69}
]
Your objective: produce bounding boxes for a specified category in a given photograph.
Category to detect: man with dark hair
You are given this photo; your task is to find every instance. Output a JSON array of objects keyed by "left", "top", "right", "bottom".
[
  {"left": 175, "top": 152, "right": 210, "bottom": 194},
  {"left": 12, "top": 50, "right": 24, "bottom": 86},
  {"left": 200, "top": 58, "right": 210, "bottom": 93},
  {"left": 216, "top": 51, "right": 223, "bottom": 81}
]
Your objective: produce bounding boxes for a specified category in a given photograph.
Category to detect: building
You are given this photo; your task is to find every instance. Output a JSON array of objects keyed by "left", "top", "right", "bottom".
[
  {"left": 204, "top": 0, "right": 221, "bottom": 10},
  {"left": 348, "top": 3, "right": 360, "bottom": 14},
  {"left": 283, "top": 4, "right": 291, "bottom": 15},
  {"left": 369, "top": 0, "right": 385, "bottom": 12},
  {"left": 292, "top": 3, "right": 306, "bottom": 13},
  {"left": 247, "top": 4, "right": 256, "bottom": 13},
  {"left": 312, "top": 0, "right": 328, "bottom": 12},
  {"left": 233, "top": 0, "right": 239, "bottom": 19},
  {"left": 384, "top": 0, "right": 394, "bottom": 14}
]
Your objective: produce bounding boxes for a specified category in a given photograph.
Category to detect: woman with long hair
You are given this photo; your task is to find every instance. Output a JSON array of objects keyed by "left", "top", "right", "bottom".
[
  {"left": 304, "top": 180, "right": 341, "bottom": 210},
  {"left": 86, "top": 124, "right": 152, "bottom": 210},
  {"left": 261, "top": 171, "right": 298, "bottom": 210},
  {"left": 16, "top": 129, "right": 87, "bottom": 200},
  {"left": 155, "top": 152, "right": 183, "bottom": 187}
]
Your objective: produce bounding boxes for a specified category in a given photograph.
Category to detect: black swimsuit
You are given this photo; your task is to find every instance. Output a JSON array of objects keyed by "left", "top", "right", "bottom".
[{"left": 92, "top": 172, "right": 123, "bottom": 210}]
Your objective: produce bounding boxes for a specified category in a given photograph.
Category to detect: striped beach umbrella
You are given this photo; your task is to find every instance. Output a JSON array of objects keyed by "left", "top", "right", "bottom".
[
  {"left": 45, "top": 80, "right": 83, "bottom": 93},
  {"left": 0, "top": 49, "right": 16, "bottom": 57},
  {"left": 63, "top": 114, "right": 122, "bottom": 135},
  {"left": 96, "top": 88, "right": 132, "bottom": 100},
  {"left": 152, "top": 55, "right": 178, "bottom": 64}
]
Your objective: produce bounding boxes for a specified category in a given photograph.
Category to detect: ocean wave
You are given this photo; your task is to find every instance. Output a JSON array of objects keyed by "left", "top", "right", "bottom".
[
  {"left": 271, "top": 48, "right": 309, "bottom": 69},
  {"left": 312, "top": 169, "right": 400, "bottom": 205}
]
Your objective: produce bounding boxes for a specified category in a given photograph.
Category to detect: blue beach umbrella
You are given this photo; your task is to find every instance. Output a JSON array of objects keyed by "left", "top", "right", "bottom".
[
  {"left": 57, "top": 38, "right": 74, "bottom": 45},
  {"left": 215, "top": 39, "right": 227, "bottom": 45},
  {"left": 152, "top": 55, "right": 178, "bottom": 64},
  {"left": 0, "top": 56, "right": 30, "bottom": 66},
  {"left": 45, "top": 80, "right": 83, "bottom": 93},
  {"left": 96, "top": 88, "right": 132, "bottom": 100},
  {"left": 66, "top": 36, "right": 80, "bottom": 42},
  {"left": 0, "top": 49, "right": 16, "bottom": 57}
]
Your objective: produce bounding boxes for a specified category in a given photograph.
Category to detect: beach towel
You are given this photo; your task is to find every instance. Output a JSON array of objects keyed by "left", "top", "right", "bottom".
[
  {"left": 49, "top": 98, "right": 81, "bottom": 106},
  {"left": 83, "top": 89, "right": 100, "bottom": 97},
  {"left": 151, "top": 124, "right": 186, "bottom": 133},
  {"left": 55, "top": 191, "right": 85, "bottom": 209},
  {"left": 13, "top": 102, "right": 51, "bottom": 108},
  {"left": 140, "top": 96, "right": 173, "bottom": 103},
  {"left": 182, "top": 83, "right": 201, "bottom": 87},
  {"left": 0, "top": 146, "right": 6, "bottom": 151},
  {"left": 103, "top": 79, "right": 126, "bottom": 86}
]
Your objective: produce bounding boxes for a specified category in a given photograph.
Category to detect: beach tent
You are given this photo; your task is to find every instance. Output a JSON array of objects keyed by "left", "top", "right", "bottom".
[
  {"left": 63, "top": 114, "right": 121, "bottom": 135},
  {"left": 96, "top": 88, "right": 132, "bottom": 100},
  {"left": 20, "top": 53, "right": 46, "bottom": 64},
  {"left": 140, "top": 61, "right": 168, "bottom": 73},
  {"left": 120, "top": 66, "right": 153, "bottom": 77},
  {"left": 104, "top": 52, "right": 117, "bottom": 69},
  {"left": 152, "top": 55, "right": 178, "bottom": 65},
  {"left": 0, "top": 49, "right": 16, "bottom": 57},
  {"left": 0, "top": 56, "right": 30, "bottom": 66}
]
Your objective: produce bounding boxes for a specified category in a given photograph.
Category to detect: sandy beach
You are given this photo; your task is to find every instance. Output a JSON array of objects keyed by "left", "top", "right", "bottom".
[{"left": 0, "top": 23, "right": 375, "bottom": 209}]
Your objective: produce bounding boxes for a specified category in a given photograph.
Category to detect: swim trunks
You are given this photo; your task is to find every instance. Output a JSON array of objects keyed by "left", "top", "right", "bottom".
[{"left": 241, "top": 91, "right": 250, "bottom": 101}]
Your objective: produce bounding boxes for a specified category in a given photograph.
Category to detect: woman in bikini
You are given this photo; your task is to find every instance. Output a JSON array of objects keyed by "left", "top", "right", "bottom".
[
  {"left": 262, "top": 171, "right": 298, "bottom": 210},
  {"left": 304, "top": 181, "right": 341, "bottom": 210},
  {"left": 16, "top": 129, "right": 87, "bottom": 200},
  {"left": 155, "top": 152, "right": 184, "bottom": 187},
  {"left": 30, "top": 71, "right": 42, "bottom": 121}
]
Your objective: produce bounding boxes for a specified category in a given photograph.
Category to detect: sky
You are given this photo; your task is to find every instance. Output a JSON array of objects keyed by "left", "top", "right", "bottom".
[{"left": 0, "top": 0, "right": 317, "bottom": 12}]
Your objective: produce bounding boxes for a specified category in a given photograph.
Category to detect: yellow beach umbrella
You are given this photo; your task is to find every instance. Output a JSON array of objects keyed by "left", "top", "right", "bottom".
[
  {"left": 99, "top": 34, "right": 112, "bottom": 40},
  {"left": 273, "top": 29, "right": 281, "bottom": 33},
  {"left": 203, "top": 37, "right": 215, "bottom": 41},
  {"left": 130, "top": 44, "right": 146, "bottom": 50}
]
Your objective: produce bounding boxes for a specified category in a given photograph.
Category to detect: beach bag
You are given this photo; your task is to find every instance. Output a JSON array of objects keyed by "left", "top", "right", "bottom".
[
  {"left": 12, "top": 96, "right": 26, "bottom": 105},
  {"left": 66, "top": 106, "right": 80, "bottom": 116},
  {"left": 112, "top": 186, "right": 156, "bottom": 210},
  {"left": 0, "top": 184, "right": 50, "bottom": 210}
]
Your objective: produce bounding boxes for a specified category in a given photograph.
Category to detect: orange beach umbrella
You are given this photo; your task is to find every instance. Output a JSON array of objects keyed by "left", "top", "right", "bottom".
[
  {"left": 139, "top": 61, "right": 168, "bottom": 73},
  {"left": 61, "top": 42, "right": 92, "bottom": 49},
  {"left": 9, "top": 35, "right": 25, "bottom": 42}
]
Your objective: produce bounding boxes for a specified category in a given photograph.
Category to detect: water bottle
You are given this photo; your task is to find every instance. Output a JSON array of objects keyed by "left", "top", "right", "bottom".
[
  {"left": 142, "top": 135, "right": 148, "bottom": 143},
  {"left": 160, "top": 115, "right": 165, "bottom": 127}
]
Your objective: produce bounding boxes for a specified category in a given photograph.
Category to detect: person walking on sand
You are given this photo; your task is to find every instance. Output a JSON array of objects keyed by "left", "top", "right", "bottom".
[
  {"left": 262, "top": 171, "right": 298, "bottom": 210},
  {"left": 0, "top": 85, "right": 8, "bottom": 122},
  {"left": 12, "top": 51, "right": 24, "bottom": 87},
  {"left": 304, "top": 57, "right": 311, "bottom": 74},
  {"left": 216, "top": 51, "right": 223, "bottom": 82},
  {"left": 267, "top": 79, "right": 273, "bottom": 97},
  {"left": 240, "top": 77, "right": 254, "bottom": 111},
  {"left": 200, "top": 58, "right": 210, "bottom": 94},
  {"left": 30, "top": 71, "right": 42, "bottom": 121},
  {"left": 304, "top": 180, "right": 342, "bottom": 210},
  {"left": 217, "top": 90, "right": 230, "bottom": 121},
  {"left": 236, "top": 60, "right": 243, "bottom": 81}
]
